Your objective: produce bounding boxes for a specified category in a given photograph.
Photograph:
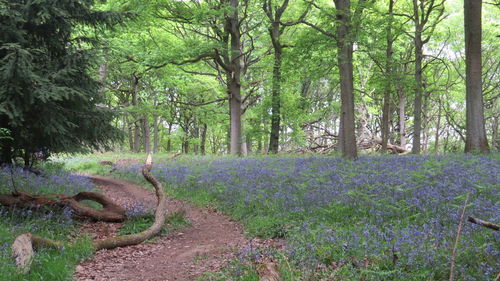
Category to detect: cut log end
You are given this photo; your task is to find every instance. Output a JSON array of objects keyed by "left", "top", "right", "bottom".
[
  {"left": 12, "top": 234, "right": 34, "bottom": 274},
  {"left": 11, "top": 233, "right": 63, "bottom": 274},
  {"left": 256, "top": 261, "right": 282, "bottom": 281}
]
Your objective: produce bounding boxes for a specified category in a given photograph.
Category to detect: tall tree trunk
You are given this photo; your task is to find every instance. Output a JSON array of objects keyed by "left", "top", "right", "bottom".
[
  {"left": 166, "top": 123, "right": 172, "bottom": 152},
  {"left": 268, "top": 44, "right": 282, "bottom": 154},
  {"left": 153, "top": 116, "right": 159, "bottom": 154},
  {"left": 335, "top": 0, "right": 357, "bottom": 160},
  {"left": 412, "top": 0, "right": 423, "bottom": 154},
  {"left": 142, "top": 117, "right": 151, "bottom": 154},
  {"left": 228, "top": 0, "right": 242, "bottom": 156},
  {"left": 434, "top": 95, "right": 442, "bottom": 152},
  {"left": 192, "top": 120, "right": 199, "bottom": 155},
  {"left": 200, "top": 123, "right": 207, "bottom": 155},
  {"left": 492, "top": 115, "right": 498, "bottom": 151},
  {"left": 126, "top": 116, "right": 134, "bottom": 151},
  {"left": 398, "top": 90, "right": 406, "bottom": 148},
  {"left": 422, "top": 88, "right": 429, "bottom": 152},
  {"left": 381, "top": 0, "right": 394, "bottom": 152},
  {"left": 264, "top": 0, "right": 289, "bottom": 154},
  {"left": 240, "top": 119, "right": 248, "bottom": 156},
  {"left": 132, "top": 76, "right": 141, "bottom": 153},
  {"left": 464, "top": 0, "right": 489, "bottom": 153}
]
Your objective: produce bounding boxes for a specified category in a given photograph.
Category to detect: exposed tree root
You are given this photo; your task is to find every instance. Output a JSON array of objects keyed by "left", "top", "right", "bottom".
[
  {"left": 92, "top": 153, "right": 167, "bottom": 250},
  {"left": 7, "top": 153, "right": 168, "bottom": 273},
  {"left": 0, "top": 190, "right": 126, "bottom": 222}
]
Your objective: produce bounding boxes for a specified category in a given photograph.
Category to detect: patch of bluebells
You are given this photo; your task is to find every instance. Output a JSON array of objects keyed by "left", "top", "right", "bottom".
[
  {"left": 0, "top": 165, "right": 98, "bottom": 262},
  {"left": 113, "top": 154, "right": 499, "bottom": 280},
  {"left": 0, "top": 165, "right": 95, "bottom": 195}
]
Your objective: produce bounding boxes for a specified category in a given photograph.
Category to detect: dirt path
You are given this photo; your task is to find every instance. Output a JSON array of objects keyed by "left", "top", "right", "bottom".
[{"left": 74, "top": 175, "right": 248, "bottom": 281}]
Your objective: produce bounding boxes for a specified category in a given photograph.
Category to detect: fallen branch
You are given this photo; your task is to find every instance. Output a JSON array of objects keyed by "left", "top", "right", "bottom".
[
  {"left": 92, "top": 153, "right": 168, "bottom": 250},
  {"left": 12, "top": 233, "right": 63, "bottom": 274},
  {"left": 467, "top": 216, "right": 499, "bottom": 231},
  {"left": 9, "top": 153, "right": 168, "bottom": 273},
  {"left": 449, "top": 193, "right": 470, "bottom": 281},
  {"left": 373, "top": 137, "right": 410, "bottom": 154},
  {"left": 0, "top": 190, "right": 126, "bottom": 222}
]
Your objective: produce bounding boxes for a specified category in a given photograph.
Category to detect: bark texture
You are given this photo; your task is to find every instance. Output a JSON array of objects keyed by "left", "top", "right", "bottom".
[
  {"left": 411, "top": 0, "right": 423, "bottom": 154},
  {"left": 381, "top": 0, "right": 394, "bottom": 152},
  {"left": 335, "top": 0, "right": 357, "bottom": 160},
  {"left": 464, "top": 0, "right": 489, "bottom": 153},
  {"left": 0, "top": 190, "right": 126, "bottom": 222},
  {"left": 228, "top": 0, "right": 243, "bottom": 156}
]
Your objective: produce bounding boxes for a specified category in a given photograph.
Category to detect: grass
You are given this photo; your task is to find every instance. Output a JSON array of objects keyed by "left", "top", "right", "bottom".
[
  {"left": 65, "top": 152, "right": 499, "bottom": 280},
  {"left": 0, "top": 166, "right": 96, "bottom": 281},
  {"left": 119, "top": 209, "right": 191, "bottom": 237}
]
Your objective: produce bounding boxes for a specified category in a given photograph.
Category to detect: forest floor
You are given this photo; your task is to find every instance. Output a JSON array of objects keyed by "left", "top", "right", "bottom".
[{"left": 73, "top": 175, "right": 249, "bottom": 281}]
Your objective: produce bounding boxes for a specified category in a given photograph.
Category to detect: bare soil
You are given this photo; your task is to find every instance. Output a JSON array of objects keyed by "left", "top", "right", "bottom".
[{"left": 74, "top": 175, "right": 248, "bottom": 281}]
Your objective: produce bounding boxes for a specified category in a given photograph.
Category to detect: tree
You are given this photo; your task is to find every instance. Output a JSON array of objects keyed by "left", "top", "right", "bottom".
[
  {"left": 301, "top": 0, "right": 369, "bottom": 159},
  {"left": 0, "top": 0, "right": 123, "bottom": 165},
  {"left": 403, "top": 0, "right": 445, "bottom": 154},
  {"left": 464, "top": 0, "right": 489, "bottom": 152}
]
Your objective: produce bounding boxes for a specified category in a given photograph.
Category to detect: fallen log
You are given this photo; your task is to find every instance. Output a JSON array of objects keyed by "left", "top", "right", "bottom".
[
  {"left": 9, "top": 153, "right": 169, "bottom": 273},
  {"left": 12, "top": 233, "right": 63, "bottom": 274},
  {"left": 467, "top": 216, "right": 499, "bottom": 231},
  {"left": 373, "top": 137, "right": 410, "bottom": 154},
  {"left": 0, "top": 190, "right": 126, "bottom": 222}
]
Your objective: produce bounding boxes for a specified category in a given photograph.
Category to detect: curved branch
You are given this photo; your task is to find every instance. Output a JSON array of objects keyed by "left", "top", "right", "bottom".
[{"left": 92, "top": 153, "right": 168, "bottom": 250}]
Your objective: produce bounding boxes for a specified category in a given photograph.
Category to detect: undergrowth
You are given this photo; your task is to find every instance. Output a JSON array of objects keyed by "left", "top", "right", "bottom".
[
  {"left": 0, "top": 166, "right": 96, "bottom": 281},
  {"left": 66, "top": 153, "right": 499, "bottom": 280}
]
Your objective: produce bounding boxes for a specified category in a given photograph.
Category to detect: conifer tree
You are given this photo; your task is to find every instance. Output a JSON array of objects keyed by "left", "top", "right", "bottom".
[{"left": 0, "top": 0, "right": 123, "bottom": 165}]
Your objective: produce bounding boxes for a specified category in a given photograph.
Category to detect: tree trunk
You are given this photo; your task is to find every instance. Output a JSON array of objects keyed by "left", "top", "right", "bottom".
[
  {"left": 266, "top": 1, "right": 286, "bottom": 154},
  {"left": 464, "top": 0, "right": 489, "bottom": 153},
  {"left": 142, "top": 117, "right": 151, "bottom": 154},
  {"left": 127, "top": 116, "right": 134, "bottom": 151},
  {"left": 434, "top": 95, "right": 442, "bottom": 152},
  {"left": 166, "top": 123, "right": 172, "bottom": 152},
  {"left": 398, "top": 90, "right": 406, "bottom": 147},
  {"left": 422, "top": 88, "right": 429, "bottom": 152},
  {"left": 192, "top": 121, "right": 199, "bottom": 155},
  {"left": 381, "top": 0, "right": 394, "bottom": 152},
  {"left": 492, "top": 115, "right": 498, "bottom": 151},
  {"left": 268, "top": 47, "right": 282, "bottom": 154},
  {"left": 228, "top": 0, "right": 242, "bottom": 156},
  {"left": 132, "top": 76, "right": 141, "bottom": 153},
  {"left": 23, "top": 149, "right": 30, "bottom": 168},
  {"left": 153, "top": 116, "right": 159, "bottom": 154},
  {"left": 335, "top": 0, "right": 357, "bottom": 160},
  {"left": 412, "top": 0, "right": 423, "bottom": 154},
  {"left": 200, "top": 123, "right": 207, "bottom": 155}
]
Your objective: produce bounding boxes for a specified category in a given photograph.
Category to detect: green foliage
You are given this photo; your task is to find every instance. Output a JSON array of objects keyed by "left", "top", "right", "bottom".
[{"left": 0, "top": 0, "right": 124, "bottom": 164}]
